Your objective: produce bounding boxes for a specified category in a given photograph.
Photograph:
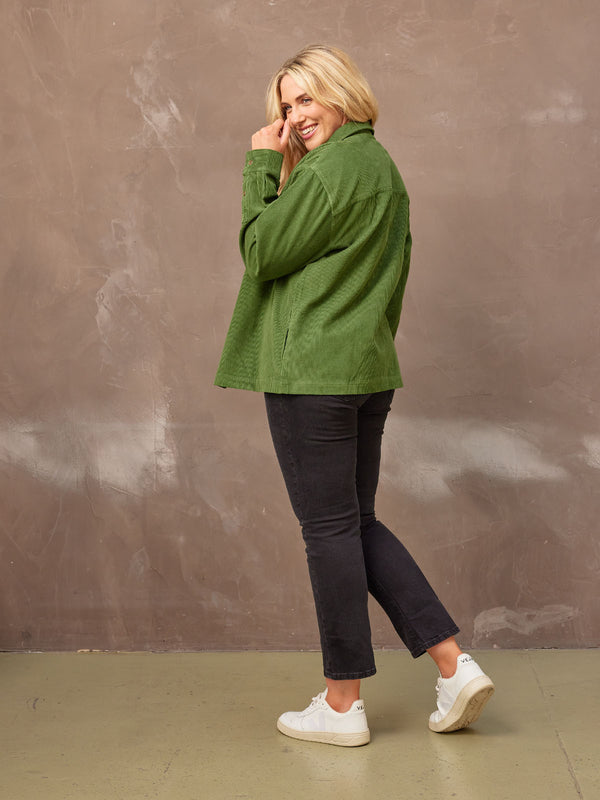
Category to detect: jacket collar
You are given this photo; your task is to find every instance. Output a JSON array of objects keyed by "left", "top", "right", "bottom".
[{"left": 327, "top": 120, "right": 375, "bottom": 144}]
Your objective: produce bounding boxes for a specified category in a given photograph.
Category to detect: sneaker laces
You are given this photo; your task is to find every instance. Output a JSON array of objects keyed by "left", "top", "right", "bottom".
[{"left": 301, "top": 692, "right": 326, "bottom": 715}]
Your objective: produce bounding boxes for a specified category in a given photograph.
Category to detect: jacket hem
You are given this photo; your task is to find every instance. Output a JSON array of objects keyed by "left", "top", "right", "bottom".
[{"left": 214, "top": 375, "right": 404, "bottom": 394}]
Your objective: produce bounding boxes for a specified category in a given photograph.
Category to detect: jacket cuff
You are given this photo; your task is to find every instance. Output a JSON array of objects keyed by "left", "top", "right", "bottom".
[{"left": 244, "top": 149, "right": 284, "bottom": 171}]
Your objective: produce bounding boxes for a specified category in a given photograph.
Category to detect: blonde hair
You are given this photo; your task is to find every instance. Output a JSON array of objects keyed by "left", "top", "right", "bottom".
[{"left": 265, "top": 44, "right": 379, "bottom": 188}]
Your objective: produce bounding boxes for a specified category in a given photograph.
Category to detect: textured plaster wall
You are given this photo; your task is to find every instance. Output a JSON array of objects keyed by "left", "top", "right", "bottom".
[{"left": 0, "top": 0, "right": 598, "bottom": 652}]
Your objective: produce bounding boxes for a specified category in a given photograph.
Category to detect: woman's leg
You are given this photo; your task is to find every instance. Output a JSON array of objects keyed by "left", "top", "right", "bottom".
[
  {"left": 354, "top": 391, "right": 494, "bottom": 732},
  {"left": 325, "top": 678, "right": 361, "bottom": 712},
  {"left": 355, "top": 390, "right": 460, "bottom": 657},
  {"left": 265, "top": 393, "right": 376, "bottom": 681},
  {"left": 427, "top": 636, "right": 463, "bottom": 677}
]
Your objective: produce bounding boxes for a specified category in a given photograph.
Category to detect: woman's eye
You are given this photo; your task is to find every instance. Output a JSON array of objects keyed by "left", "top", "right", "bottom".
[{"left": 301, "top": 97, "right": 311, "bottom": 105}]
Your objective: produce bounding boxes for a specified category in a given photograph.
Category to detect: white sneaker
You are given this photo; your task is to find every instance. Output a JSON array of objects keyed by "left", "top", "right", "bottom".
[
  {"left": 277, "top": 689, "right": 370, "bottom": 746},
  {"left": 429, "top": 653, "right": 495, "bottom": 733}
]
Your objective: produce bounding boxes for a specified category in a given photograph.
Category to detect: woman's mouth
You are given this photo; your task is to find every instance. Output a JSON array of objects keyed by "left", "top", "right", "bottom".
[{"left": 300, "top": 124, "right": 318, "bottom": 140}]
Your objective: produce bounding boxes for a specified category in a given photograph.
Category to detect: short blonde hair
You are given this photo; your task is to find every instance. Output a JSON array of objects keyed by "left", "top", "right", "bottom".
[{"left": 265, "top": 44, "right": 379, "bottom": 187}]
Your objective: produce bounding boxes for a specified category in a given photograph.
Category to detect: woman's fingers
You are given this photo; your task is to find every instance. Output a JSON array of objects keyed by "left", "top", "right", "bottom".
[
  {"left": 278, "top": 118, "right": 291, "bottom": 150},
  {"left": 251, "top": 118, "right": 289, "bottom": 153}
]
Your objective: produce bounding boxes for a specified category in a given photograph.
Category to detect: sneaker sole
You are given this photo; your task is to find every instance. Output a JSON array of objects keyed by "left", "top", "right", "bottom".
[
  {"left": 428, "top": 675, "right": 495, "bottom": 733},
  {"left": 277, "top": 719, "right": 370, "bottom": 747}
]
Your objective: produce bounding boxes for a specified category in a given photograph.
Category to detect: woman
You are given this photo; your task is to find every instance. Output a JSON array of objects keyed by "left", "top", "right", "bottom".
[{"left": 215, "top": 44, "right": 494, "bottom": 746}]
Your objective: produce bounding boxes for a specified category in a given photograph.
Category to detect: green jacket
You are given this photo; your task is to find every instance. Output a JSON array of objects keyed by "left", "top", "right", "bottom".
[{"left": 214, "top": 121, "right": 412, "bottom": 394}]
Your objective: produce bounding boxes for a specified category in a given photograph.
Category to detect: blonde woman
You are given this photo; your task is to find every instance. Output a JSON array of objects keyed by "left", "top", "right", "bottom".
[{"left": 215, "top": 45, "right": 494, "bottom": 746}]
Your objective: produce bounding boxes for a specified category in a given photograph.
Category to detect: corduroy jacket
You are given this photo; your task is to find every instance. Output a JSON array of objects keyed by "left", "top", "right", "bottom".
[{"left": 214, "top": 121, "right": 412, "bottom": 394}]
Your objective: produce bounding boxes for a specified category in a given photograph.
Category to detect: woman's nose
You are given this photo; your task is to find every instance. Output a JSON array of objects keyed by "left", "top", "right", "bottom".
[{"left": 290, "top": 106, "right": 305, "bottom": 125}]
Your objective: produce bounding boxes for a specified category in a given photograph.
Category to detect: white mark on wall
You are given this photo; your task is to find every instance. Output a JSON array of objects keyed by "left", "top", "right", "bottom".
[
  {"left": 129, "top": 547, "right": 151, "bottom": 580},
  {"left": 472, "top": 604, "right": 580, "bottom": 646},
  {"left": 95, "top": 214, "right": 160, "bottom": 363},
  {"left": 0, "top": 419, "right": 176, "bottom": 495},
  {"left": 92, "top": 201, "right": 178, "bottom": 494},
  {"left": 213, "top": 2, "right": 237, "bottom": 24},
  {"left": 523, "top": 91, "right": 587, "bottom": 125},
  {"left": 430, "top": 110, "right": 458, "bottom": 129},
  {"left": 381, "top": 416, "right": 568, "bottom": 501},
  {"left": 208, "top": 590, "right": 236, "bottom": 612},
  {"left": 581, "top": 434, "right": 600, "bottom": 469},
  {"left": 4, "top": 197, "right": 174, "bottom": 498},
  {"left": 127, "top": 39, "right": 189, "bottom": 194},
  {"left": 129, "top": 41, "right": 181, "bottom": 144}
]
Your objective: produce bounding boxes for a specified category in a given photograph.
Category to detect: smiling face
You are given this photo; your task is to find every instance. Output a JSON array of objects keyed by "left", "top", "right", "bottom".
[{"left": 279, "top": 73, "right": 347, "bottom": 151}]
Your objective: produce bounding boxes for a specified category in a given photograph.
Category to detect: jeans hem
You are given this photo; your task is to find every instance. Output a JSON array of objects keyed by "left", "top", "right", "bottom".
[
  {"left": 324, "top": 666, "right": 377, "bottom": 680},
  {"left": 409, "top": 626, "right": 461, "bottom": 659}
]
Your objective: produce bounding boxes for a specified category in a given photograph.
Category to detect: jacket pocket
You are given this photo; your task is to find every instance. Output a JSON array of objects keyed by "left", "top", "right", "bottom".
[{"left": 281, "top": 329, "right": 289, "bottom": 360}]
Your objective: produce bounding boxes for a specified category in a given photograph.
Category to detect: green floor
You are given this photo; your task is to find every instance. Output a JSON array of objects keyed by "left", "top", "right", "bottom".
[{"left": 1, "top": 650, "right": 597, "bottom": 799}]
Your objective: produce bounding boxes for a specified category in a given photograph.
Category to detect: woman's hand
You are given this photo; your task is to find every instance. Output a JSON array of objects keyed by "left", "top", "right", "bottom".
[{"left": 251, "top": 118, "right": 290, "bottom": 153}]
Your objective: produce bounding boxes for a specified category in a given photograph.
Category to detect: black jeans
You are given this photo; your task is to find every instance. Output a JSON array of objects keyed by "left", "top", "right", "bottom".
[{"left": 265, "top": 391, "right": 459, "bottom": 680}]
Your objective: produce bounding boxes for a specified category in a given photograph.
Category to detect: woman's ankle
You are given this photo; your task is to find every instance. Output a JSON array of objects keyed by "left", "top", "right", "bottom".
[
  {"left": 427, "top": 636, "right": 463, "bottom": 679},
  {"left": 325, "top": 678, "right": 361, "bottom": 712}
]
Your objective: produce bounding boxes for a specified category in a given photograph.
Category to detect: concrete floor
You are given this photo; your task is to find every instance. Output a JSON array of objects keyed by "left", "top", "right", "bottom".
[{"left": 1, "top": 650, "right": 597, "bottom": 800}]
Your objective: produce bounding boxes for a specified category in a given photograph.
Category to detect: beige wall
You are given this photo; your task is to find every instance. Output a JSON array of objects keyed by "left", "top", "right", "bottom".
[{"left": 1, "top": 0, "right": 598, "bottom": 652}]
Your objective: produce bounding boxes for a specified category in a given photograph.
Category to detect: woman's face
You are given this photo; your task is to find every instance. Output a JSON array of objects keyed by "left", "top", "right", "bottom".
[{"left": 279, "top": 73, "right": 346, "bottom": 151}]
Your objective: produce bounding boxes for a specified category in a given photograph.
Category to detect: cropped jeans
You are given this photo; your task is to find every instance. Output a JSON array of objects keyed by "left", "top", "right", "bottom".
[{"left": 265, "top": 391, "right": 459, "bottom": 680}]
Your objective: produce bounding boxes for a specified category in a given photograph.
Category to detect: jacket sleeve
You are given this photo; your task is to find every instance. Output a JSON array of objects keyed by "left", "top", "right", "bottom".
[{"left": 239, "top": 149, "right": 333, "bottom": 282}]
